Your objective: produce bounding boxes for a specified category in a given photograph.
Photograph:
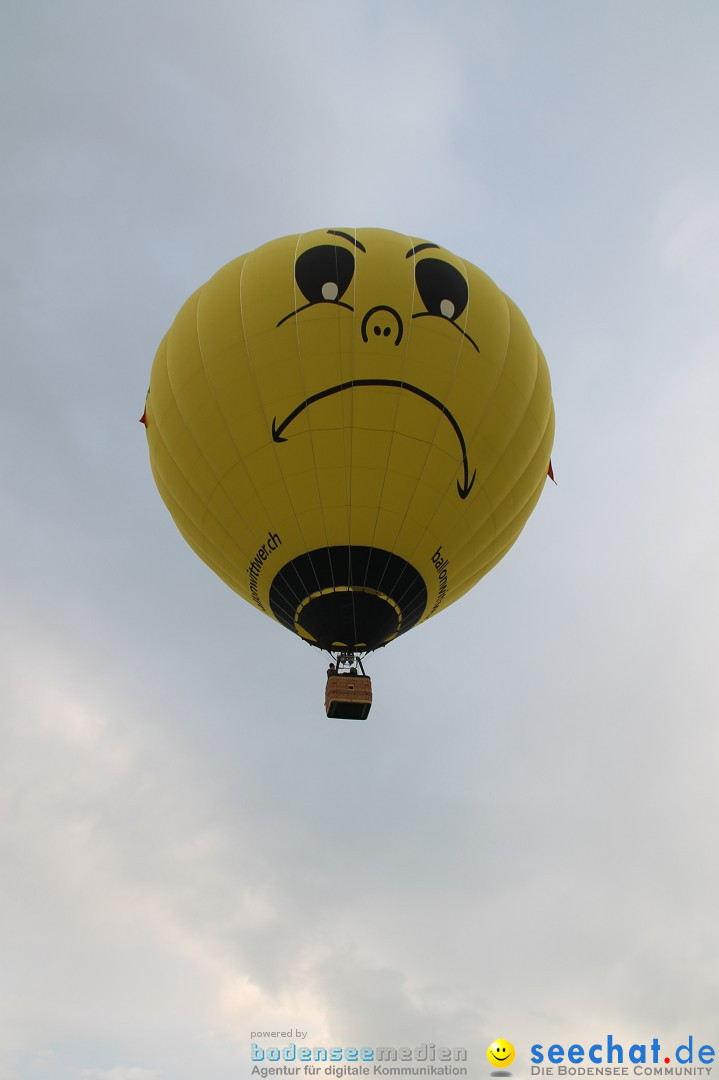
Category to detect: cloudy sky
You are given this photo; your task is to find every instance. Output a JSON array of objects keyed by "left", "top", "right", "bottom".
[{"left": 2, "top": 2, "right": 719, "bottom": 1078}]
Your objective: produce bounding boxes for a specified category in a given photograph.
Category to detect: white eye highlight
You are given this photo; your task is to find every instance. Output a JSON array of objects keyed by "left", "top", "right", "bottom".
[
  {"left": 322, "top": 282, "right": 339, "bottom": 301},
  {"left": 440, "top": 298, "right": 455, "bottom": 319}
]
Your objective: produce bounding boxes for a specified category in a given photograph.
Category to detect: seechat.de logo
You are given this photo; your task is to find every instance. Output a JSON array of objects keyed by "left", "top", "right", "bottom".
[{"left": 530, "top": 1036, "right": 715, "bottom": 1075}]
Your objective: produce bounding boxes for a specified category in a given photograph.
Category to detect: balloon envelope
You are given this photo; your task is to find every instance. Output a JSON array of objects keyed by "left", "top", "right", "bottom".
[{"left": 144, "top": 228, "right": 554, "bottom": 653}]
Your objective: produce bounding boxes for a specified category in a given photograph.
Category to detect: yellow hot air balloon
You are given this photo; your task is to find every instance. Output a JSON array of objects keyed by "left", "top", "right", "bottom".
[{"left": 143, "top": 228, "right": 554, "bottom": 717}]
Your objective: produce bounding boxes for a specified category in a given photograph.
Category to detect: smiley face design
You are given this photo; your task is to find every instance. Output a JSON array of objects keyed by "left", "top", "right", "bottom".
[
  {"left": 273, "top": 230, "right": 479, "bottom": 500},
  {"left": 487, "top": 1039, "right": 515, "bottom": 1069},
  {"left": 144, "top": 228, "right": 554, "bottom": 655}
]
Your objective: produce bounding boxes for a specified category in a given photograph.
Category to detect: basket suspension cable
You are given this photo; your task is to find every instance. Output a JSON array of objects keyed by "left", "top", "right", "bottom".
[
  {"left": 324, "top": 649, "right": 372, "bottom": 719},
  {"left": 326, "top": 649, "right": 368, "bottom": 675}
]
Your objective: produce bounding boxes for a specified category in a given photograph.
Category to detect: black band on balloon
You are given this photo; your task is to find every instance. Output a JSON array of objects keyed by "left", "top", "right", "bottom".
[{"left": 269, "top": 546, "right": 428, "bottom": 652}]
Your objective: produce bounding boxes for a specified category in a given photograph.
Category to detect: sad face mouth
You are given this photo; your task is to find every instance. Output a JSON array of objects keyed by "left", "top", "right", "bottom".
[
  {"left": 274, "top": 230, "right": 479, "bottom": 500},
  {"left": 272, "top": 379, "right": 476, "bottom": 499}
]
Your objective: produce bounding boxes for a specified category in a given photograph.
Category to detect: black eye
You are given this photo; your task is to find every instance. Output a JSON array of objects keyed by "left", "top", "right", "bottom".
[
  {"left": 415, "top": 258, "right": 468, "bottom": 322},
  {"left": 295, "top": 245, "right": 355, "bottom": 305}
]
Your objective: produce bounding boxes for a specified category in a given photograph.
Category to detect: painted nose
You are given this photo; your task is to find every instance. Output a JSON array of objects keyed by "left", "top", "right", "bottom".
[{"left": 361, "top": 305, "right": 403, "bottom": 346}]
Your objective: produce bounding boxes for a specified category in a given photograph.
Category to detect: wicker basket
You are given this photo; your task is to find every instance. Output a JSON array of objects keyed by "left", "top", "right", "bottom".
[{"left": 325, "top": 674, "right": 373, "bottom": 720}]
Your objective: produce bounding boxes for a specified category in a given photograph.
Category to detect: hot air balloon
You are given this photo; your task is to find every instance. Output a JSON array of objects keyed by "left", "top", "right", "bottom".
[{"left": 143, "top": 228, "right": 554, "bottom": 718}]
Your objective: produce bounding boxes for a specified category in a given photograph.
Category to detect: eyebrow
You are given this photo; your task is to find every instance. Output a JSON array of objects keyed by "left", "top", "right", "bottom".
[
  {"left": 405, "top": 242, "right": 439, "bottom": 259},
  {"left": 327, "top": 230, "right": 366, "bottom": 252}
]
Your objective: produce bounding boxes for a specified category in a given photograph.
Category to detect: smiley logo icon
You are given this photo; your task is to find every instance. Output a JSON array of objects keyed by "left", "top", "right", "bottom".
[{"left": 487, "top": 1039, "right": 515, "bottom": 1069}]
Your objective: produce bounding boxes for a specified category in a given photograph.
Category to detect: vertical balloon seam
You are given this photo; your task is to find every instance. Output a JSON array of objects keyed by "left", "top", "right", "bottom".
[
  {"left": 291, "top": 237, "right": 356, "bottom": 645},
  {"left": 236, "top": 241, "right": 322, "bottom": 608},
  {"left": 453, "top": 283, "right": 515, "bottom": 485},
  {"left": 377, "top": 233, "right": 450, "bottom": 605},
  {"left": 191, "top": 271, "right": 285, "bottom": 575},
  {"left": 405, "top": 248, "right": 481, "bottom": 499},
  {"left": 354, "top": 229, "right": 372, "bottom": 600},
  {"left": 407, "top": 300, "right": 546, "bottom": 613},
  {"left": 261, "top": 237, "right": 334, "bottom": 628},
  {"left": 350, "top": 228, "right": 367, "bottom": 648},
  {"left": 273, "top": 236, "right": 365, "bottom": 640},
  {"left": 446, "top": 280, "right": 516, "bottom": 495},
  {"left": 436, "top": 471, "right": 548, "bottom": 605},
  {"left": 270, "top": 565, "right": 308, "bottom": 629},
  {"left": 329, "top": 243, "right": 354, "bottom": 643},
  {"left": 369, "top": 365, "right": 441, "bottom": 614},
  {"left": 375, "top": 233, "right": 456, "bottom": 614},
  {"left": 359, "top": 231, "right": 413, "bottom": 577},
  {"left": 458, "top": 320, "right": 542, "bottom": 553},
  {"left": 186, "top": 275, "right": 271, "bottom": 560},
  {"left": 447, "top": 460, "right": 551, "bottom": 600},
  {"left": 303, "top": 239, "right": 343, "bottom": 599},
  {"left": 446, "top": 404, "right": 554, "bottom": 586},
  {"left": 441, "top": 294, "right": 544, "bottom": 552},
  {"left": 372, "top": 235, "right": 475, "bottom": 612},
  {"left": 451, "top": 464, "right": 546, "bottom": 591},
  {"left": 154, "top": 302, "right": 255, "bottom": 584},
  {"left": 332, "top": 228, "right": 392, "bottom": 648},
  {"left": 316, "top": 233, "right": 474, "bottom": 646},
  {"left": 278, "top": 558, "right": 316, "bottom": 623},
  {"left": 289, "top": 232, "right": 336, "bottom": 603},
  {"left": 451, "top": 454, "right": 550, "bottom": 590},
  {"left": 460, "top": 329, "right": 549, "bottom": 553},
  {"left": 333, "top": 247, "right": 349, "bottom": 604},
  {"left": 439, "top": 349, "right": 548, "bottom": 583},
  {"left": 320, "top": 239, "right": 345, "bottom": 603},
  {"left": 347, "top": 230, "right": 397, "bottom": 646},
  {"left": 360, "top": 245, "right": 510, "bottom": 628},
  {"left": 390, "top": 250, "right": 494, "bottom": 607},
  {"left": 343, "top": 233, "right": 358, "bottom": 646},
  {"left": 358, "top": 231, "right": 419, "bottom": 611},
  {"left": 447, "top": 524, "right": 535, "bottom": 608},
  {"left": 149, "top": 407, "right": 250, "bottom": 597},
  {"left": 197, "top": 246, "right": 322, "bottom": 629},
  {"left": 393, "top": 270, "right": 513, "bottom": 620}
]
